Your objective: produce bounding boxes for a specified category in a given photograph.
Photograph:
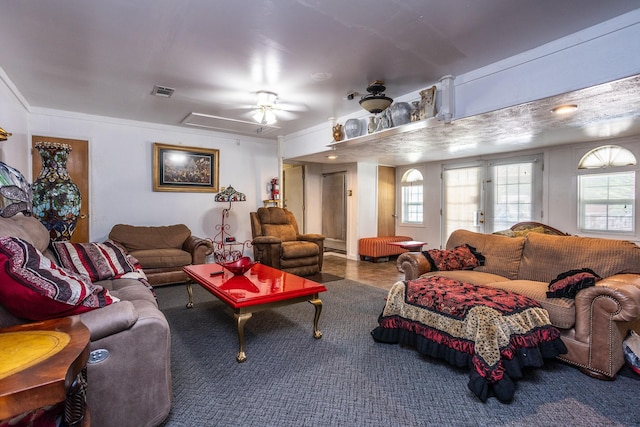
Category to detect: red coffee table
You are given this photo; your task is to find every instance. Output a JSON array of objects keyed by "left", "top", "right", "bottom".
[{"left": 183, "top": 263, "right": 326, "bottom": 362}]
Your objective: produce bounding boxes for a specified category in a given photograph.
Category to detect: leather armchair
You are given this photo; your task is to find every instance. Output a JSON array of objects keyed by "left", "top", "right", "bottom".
[{"left": 250, "top": 207, "right": 324, "bottom": 276}]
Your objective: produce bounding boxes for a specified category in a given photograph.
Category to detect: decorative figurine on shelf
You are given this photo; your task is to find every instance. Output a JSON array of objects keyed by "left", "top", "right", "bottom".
[
  {"left": 411, "top": 101, "right": 421, "bottom": 122},
  {"left": 420, "top": 85, "right": 437, "bottom": 119},
  {"left": 332, "top": 123, "right": 344, "bottom": 142},
  {"left": 367, "top": 116, "right": 377, "bottom": 134}
]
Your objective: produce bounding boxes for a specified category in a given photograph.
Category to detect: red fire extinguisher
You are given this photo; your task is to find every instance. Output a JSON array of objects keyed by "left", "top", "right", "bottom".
[{"left": 270, "top": 178, "right": 280, "bottom": 200}]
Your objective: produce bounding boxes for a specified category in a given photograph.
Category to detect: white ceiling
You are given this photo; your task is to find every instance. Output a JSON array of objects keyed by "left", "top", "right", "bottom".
[{"left": 1, "top": 1, "right": 639, "bottom": 164}]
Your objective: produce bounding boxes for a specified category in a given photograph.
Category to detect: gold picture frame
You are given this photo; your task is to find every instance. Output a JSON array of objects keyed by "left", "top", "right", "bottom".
[{"left": 152, "top": 143, "right": 219, "bottom": 192}]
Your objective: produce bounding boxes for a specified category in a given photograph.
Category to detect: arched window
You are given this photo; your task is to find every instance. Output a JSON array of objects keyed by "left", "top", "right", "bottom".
[
  {"left": 578, "top": 145, "right": 636, "bottom": 233},
  {"left": 578, "top": 145, "right": 636, "bottom": 169},
  {"left": 401, "top": 169, "right": 423, "bottom": 224}
]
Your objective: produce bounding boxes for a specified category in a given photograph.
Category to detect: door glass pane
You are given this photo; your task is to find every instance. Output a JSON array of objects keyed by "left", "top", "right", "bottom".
[
  {"left": 443, "top": 166, "right": 482, "bottom": 241},
  {"left": 487, "top": 161, "right": 537, "bottom": 232}
]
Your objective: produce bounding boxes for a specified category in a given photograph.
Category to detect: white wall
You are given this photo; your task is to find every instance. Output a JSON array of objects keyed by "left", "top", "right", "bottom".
[
  {"left": 28, "top": 109, "right": 279, "bottom": 243},
  {"left": 0, "top": 69, "right": 30, "bottom": 171},
  {"left": 396, "top": 137, "right": 640, "bottom": 249}
]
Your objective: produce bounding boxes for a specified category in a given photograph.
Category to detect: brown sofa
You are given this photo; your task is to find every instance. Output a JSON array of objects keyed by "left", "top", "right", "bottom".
[
  {"left": 109, "top": 223, "right": 213, "bottom": 286},
  {"left": 397, "top": 228, "right": 640, "bottom": 380},
  {"left": 250, "top": 207, "right": 324, "bottom": 276},
  {"left": 0, "top": 214, "right": 171, "bottom": 427}
]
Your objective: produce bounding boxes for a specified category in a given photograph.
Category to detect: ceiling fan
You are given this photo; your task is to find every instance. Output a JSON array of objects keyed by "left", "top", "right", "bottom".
[{"left": 243, "top": 91, "right": 306, "bottom": 125}]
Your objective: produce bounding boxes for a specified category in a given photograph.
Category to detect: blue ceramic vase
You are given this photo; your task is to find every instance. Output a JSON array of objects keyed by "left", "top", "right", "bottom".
[{"left": 32, "top": 142, "right": 82, "bottom": 241}]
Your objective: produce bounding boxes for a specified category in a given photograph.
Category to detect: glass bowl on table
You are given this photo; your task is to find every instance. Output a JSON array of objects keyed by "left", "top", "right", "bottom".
[{"left": 218, "top": 256, "right": 257, "bottom": 275}]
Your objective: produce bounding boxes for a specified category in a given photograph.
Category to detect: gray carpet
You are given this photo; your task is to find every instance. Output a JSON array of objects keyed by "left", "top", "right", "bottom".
[{"left": 156, "top": 280, "right": 639, "bottom": 427}]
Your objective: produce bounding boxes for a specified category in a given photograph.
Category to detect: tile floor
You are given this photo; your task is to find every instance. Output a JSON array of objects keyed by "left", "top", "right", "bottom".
[{"left": 321, "top": 253, "right": 405, "bottom": 291}]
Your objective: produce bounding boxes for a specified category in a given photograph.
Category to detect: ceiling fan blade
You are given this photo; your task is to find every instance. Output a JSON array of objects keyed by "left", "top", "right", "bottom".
[
  {"left": 275, "top": 102, "right": 308, "bottom": 112},
  {"left": 275, "top": 110, "right": 298, "bottom": 121}
]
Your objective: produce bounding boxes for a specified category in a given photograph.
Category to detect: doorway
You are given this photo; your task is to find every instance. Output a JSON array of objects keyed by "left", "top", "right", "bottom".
[
  {"left": 283, "top": 164, "right": 305, "bottom": 231},
  {"left": 32, "top": 136, "right": 89, "bottom": 243},
  {"left": 377, "top": 166, "right": 396, "bottom": 236},
  {"left": 322, "top": 171, "right": 347, "bottom": 253}
]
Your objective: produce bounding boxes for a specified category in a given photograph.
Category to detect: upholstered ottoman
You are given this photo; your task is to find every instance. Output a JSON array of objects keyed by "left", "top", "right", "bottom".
[{"left": 358, "top": 236, "right": 413, "bottom": 262}]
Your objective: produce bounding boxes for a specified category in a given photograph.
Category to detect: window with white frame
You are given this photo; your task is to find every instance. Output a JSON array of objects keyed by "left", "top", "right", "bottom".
[
  {"left": 578, "top": 145, "right": 637, "bottom": 233},
  {"left": 401, "top": 169, "right": 423, "bottom": 224}
]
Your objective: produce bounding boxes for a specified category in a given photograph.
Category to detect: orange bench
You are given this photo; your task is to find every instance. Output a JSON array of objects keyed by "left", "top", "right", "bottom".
[{"left": 358, "top": 236, "right": 413, "bottom": 263}]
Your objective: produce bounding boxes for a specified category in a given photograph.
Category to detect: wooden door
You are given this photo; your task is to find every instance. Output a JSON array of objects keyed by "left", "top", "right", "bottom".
[
  {"left": 377, "top": 166, "right": 396, "bottom": 236},
  {"left": 32, "top": 136, "right": 89, "bottom": 243}
]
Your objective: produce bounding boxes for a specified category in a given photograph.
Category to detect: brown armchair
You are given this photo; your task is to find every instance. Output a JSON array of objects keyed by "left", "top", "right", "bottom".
[{"left": 250, "top": 207, "right": 324, "bottom": 276}]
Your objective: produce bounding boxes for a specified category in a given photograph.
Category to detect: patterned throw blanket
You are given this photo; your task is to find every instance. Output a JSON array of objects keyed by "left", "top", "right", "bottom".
[{"left": 371, "top": 276, "right": 567, "bottom": 402}]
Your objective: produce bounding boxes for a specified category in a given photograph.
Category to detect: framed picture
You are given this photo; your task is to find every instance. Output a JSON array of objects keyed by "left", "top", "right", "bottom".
[{"left": 153, "top": 143, "right": 219, "bottom": 192}]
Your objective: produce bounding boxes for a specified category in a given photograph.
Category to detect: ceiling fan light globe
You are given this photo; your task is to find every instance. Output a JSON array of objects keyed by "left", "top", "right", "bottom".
[{"left": 264, "top": 109, "right": 277, "bottom": 125}]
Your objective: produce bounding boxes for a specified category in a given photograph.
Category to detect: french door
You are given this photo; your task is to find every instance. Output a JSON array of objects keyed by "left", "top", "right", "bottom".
[{"left": 442, "top": 155, "right": 542, "bottom": 243}]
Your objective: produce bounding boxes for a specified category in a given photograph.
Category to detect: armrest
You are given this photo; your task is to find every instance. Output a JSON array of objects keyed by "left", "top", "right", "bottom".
[
  {"left": 573, "top": 274, "right": 640, "bottom": 343},
  {"left": 297, "top": 234, "right": 325, "bottom": 243},
  {"left": 78, "top": 300, "right": 138, "bottom": 342},
  {"left": 252, "top": 236, "right": 282, "bottom": 245},
  {"left": 183, "top": 236, "right": 214, "bottom": 264},
  {"left": 397, "top": 252, "right": 432, "bottom": 281}
]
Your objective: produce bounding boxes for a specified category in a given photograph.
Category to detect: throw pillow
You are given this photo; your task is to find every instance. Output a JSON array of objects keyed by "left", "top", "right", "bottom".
[
  {"left": 546, "top": 268, "right": 601, "bottom": 299},
  {"left": 0, "top": 237, "right": 119, "bottom": 321},
  {"left": 423, "top": 244, "right": 485, "bottom": 271},
  {"left": 52, "top": 240, "right": 142, "bottom": 282}
]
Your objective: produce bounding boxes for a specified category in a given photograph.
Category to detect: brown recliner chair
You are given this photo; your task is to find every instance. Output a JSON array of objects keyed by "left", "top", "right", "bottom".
[{"left": 250, "top": 207, "right": 324, "bottom": 276}]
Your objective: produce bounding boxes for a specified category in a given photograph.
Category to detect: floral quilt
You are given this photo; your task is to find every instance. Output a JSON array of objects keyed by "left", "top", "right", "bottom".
[{"left": 371, "top": 275, "right": 567, "bottom": 402}]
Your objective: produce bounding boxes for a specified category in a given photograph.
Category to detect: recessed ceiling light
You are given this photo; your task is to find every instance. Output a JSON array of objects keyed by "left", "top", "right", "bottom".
[
  {"left": 327, "top": 154, "right": 338, "bottom": 160},
  {"left": 551, "top": 104, "right": 578, "bottom": 114}
]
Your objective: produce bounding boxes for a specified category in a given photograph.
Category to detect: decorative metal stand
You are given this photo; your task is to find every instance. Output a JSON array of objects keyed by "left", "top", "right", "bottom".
[{"left": 212, "top": 187, "right": 251, "bottom": 262}]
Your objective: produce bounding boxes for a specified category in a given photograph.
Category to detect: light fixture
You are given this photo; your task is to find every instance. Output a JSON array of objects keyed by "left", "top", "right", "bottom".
[
  {"left": 552, "top": 104, "right": 578, "bottom": 115},
  {"left": 253, "top": 91, "right": 278, "bottom": 125},
  {"left": 252, "top": 107, "right": 277, "bottom": 125},
  {"left": 359, "top": 80, "right": 393, "bottom": 113}
]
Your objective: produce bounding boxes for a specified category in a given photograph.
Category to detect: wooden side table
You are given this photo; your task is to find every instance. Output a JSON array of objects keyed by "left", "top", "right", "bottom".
[{"left": 0, "top": 316, "right": 90, "bottom": 426}]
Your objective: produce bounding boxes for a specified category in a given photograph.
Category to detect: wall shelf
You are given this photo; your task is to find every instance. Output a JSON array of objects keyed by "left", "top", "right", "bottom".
[{"left": 327, "top": 117, "right": 441, "bottom": 148}]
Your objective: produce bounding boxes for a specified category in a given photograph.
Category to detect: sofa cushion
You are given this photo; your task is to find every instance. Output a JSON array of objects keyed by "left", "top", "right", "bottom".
[
  {"left": 109, "top": 224, "right": 191, "bottom": 252},
  {"left": 446, "top": 230, "right": 525, "bottom": 280},
  {"left": 423, "top": 244, "right": 484, "bottom": 271},
  {"left": 546, "top": 268, "right": 601, "bottom": 299},
  {"left": 0, "top": 237, "right": 118, "bottom": 321},
  {"left": 484, "top": 280, "right": 576, "bottom": 329},
  {"left": 129, "top": 248, "right": 192, "bottom": 269},
  {"left": 421, "top": 270, "right": 508, "bottom": 286},
  {"left": 52, "top": 240, "right": 143, "bottom": 282},
  {"left": 518, "top": 233, "right": 640, "bottom": 283}
]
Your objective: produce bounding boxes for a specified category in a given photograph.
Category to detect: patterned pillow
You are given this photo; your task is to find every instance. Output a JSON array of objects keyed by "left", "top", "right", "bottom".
[
  {"left": 423, "top": 244, "right": 485, "bottom": 271},
  {"left": 0, "top": 237, "right": 119, "bottom": 321},
  {"left": 546, "top": 268, "right": 601, "bottom": 298},
  {"left": 52, "top": 240, "right": 143, "bottom": 282}
]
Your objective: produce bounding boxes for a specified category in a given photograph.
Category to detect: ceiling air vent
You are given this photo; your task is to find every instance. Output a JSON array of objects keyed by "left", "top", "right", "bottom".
[{"left": 152, "top": 85, "right": 175, "bottom": 98}]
